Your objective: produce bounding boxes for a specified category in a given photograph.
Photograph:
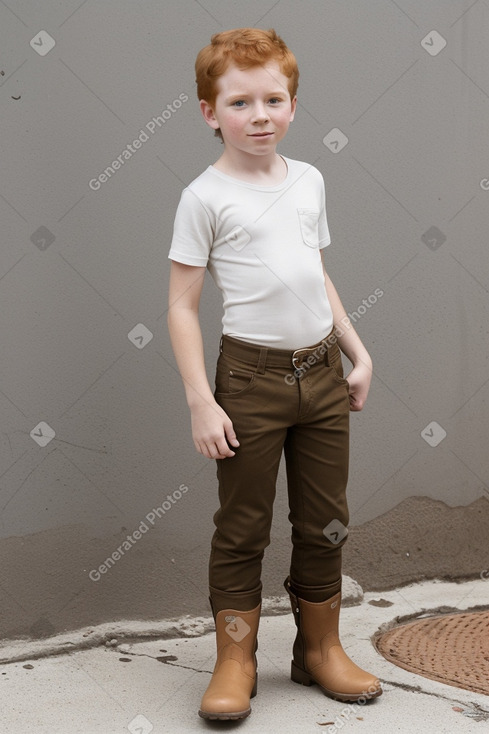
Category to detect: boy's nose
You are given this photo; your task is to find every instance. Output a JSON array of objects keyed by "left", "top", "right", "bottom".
[{"left": 251, "top": 104, "right": 269, "bottom": 123}]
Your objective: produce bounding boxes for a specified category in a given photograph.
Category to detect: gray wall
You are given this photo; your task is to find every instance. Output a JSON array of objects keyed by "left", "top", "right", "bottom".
[{"left": 1, "top": 0, "right": 488, "bottom": 640}]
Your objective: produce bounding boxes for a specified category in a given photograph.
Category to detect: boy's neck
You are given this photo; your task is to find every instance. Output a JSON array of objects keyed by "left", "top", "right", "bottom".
[{"left": 212, "top": 150, "right": 287, "bottom": 185}]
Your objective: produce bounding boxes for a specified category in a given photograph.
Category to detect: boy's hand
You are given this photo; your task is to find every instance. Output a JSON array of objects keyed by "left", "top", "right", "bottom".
[
  {"left": 345, "top": 360, "right": 372, "bottom": 412},
  {"left": 190, "top": 400, "right": 240, "bottom": 459}
]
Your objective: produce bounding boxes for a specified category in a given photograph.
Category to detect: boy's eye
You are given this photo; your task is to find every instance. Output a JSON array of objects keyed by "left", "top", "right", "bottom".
[{"left": 231, "top": 98, "right": 282, "bottom": 107}]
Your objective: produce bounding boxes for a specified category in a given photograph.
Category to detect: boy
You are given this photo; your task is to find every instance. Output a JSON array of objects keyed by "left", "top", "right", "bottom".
[{"left": 167, "top": 28, "right": 382, "bottom": 721}]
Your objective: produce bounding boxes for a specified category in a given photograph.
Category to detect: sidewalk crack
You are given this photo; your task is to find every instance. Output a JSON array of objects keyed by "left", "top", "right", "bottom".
[
  {"left": 114, "top": 649, "right": 212, "bottom": 674},
  {"left": 384, "top": 679, "right": 489, "bottom": 720}
]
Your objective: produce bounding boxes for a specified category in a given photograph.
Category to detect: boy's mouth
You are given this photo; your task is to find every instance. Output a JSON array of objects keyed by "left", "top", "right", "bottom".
[{"left": 249, "top": 132, "right": 274, "bottom": 137}]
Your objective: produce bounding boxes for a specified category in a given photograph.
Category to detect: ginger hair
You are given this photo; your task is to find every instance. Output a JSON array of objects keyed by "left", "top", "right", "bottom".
[{"left": 195, "top": 28, "right": 299, "bottom": 140}]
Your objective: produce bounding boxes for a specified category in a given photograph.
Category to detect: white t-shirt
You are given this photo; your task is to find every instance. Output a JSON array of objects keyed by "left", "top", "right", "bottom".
[{"left": 168, "top": 155, "right": 334, "bottom": 349}]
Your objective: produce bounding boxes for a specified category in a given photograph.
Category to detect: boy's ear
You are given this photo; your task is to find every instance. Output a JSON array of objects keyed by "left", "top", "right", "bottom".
[
  {"left": 289, "top": 95, "right": 297, "bottom": 122},
  {"left": 200, "top": 99, "right": 220, "bottom": 130}
]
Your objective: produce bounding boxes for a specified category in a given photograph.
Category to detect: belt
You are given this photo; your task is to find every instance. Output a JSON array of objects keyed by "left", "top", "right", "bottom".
[{"left": 219, "top": 328, "right": 337, "bottom": 371}]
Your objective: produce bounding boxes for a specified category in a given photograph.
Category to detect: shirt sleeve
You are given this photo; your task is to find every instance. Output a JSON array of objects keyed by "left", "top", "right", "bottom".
[
  {"left": 317, "top": 172, "right": 331, "bottom": 250},
  {"left": 168, "top": 187, "right": 214, "bottom": 266}
]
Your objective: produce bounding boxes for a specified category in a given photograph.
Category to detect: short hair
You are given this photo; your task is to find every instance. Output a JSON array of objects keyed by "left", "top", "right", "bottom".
[{"left": 195, "top": 28, "right": 299, "bottom": 140}]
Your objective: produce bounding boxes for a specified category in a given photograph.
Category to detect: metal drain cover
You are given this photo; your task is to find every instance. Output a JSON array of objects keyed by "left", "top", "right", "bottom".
[{"left": 374, "top": 609, "right": 489, "bottom": 696}]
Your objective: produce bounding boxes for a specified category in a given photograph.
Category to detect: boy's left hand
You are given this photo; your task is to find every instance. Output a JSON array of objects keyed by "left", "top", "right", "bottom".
[{"left": 345, "top": 360, "right": 372, "bottom": 412}]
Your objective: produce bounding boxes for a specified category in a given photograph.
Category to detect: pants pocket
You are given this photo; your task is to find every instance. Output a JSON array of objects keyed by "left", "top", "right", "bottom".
[
  {"left": 327, "top": 342, "right": 349, "bottom": 386},
  {"left": 215, "top": 356, "right": 257, "bottom": 397}
]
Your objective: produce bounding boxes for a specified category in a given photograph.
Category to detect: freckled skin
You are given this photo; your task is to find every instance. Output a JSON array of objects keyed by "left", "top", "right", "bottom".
[{"left": 199, "top": 62, "right": 297, "bottom": 170}]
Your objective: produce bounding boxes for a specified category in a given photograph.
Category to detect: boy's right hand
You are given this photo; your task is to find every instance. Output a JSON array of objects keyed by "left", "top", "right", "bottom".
[{"left": 190, "top": 400, "right": 240, "bottom": 459}]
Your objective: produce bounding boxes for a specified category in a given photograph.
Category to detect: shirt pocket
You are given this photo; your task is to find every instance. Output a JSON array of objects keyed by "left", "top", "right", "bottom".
[{"left": 297, "top": 208, "right": 320, "bottom": 248}]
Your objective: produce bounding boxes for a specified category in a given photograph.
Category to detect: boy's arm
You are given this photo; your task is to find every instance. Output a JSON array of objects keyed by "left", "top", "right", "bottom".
[
  {"left": 167, "top": 260, "right": 240, "bottom": 458},
  {"left": 322, "top": 263, "right": 373, "bottom": 412}
]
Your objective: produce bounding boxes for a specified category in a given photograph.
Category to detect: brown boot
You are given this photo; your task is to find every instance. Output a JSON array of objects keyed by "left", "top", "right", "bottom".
[
  {"left": 198, "top": 603, "right": 261, "bottom": 720},
  {"left": 284, "top": 577, "right": 382, "bottom": 702}
]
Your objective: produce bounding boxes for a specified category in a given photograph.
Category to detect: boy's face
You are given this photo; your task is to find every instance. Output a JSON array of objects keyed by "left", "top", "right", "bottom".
[{"left": 200, "top": 61, "right": 297, "bottom": 157}]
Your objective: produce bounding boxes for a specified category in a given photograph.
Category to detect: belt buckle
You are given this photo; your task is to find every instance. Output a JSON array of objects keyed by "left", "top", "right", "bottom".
[{"left": 292, "top": 347, "right": 311, "bottom": 369}]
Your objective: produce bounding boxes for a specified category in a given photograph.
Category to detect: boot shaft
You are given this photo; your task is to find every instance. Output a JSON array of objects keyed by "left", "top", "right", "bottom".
[{"left": 213, "top": 604, "right": 261, "bottom": 675}]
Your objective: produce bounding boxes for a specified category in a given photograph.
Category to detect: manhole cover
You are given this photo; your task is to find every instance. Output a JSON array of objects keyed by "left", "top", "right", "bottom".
[{"left": 374, "top": 609, "right": 489, "bottom": 696}]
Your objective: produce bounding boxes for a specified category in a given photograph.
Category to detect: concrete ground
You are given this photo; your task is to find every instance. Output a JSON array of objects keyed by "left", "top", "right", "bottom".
[{"left": 1, "top": 578, "right": 488, "bottom": 733}]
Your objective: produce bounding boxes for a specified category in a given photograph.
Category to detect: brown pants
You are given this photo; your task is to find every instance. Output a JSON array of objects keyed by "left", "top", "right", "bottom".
[{"left": 209, "top": 330, "right": 350, "bottom": 614}]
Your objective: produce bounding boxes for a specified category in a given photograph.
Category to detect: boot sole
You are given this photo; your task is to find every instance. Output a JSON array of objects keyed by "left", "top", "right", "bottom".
[
  {"left": 291, "top": 661, "right": 382, "bottom": 702},
  {"left": 198, "top": 676, "right": 257, "bottom": 720},
  {"left": 198, "top": 708, "right": 251, "bottom": 720}
]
